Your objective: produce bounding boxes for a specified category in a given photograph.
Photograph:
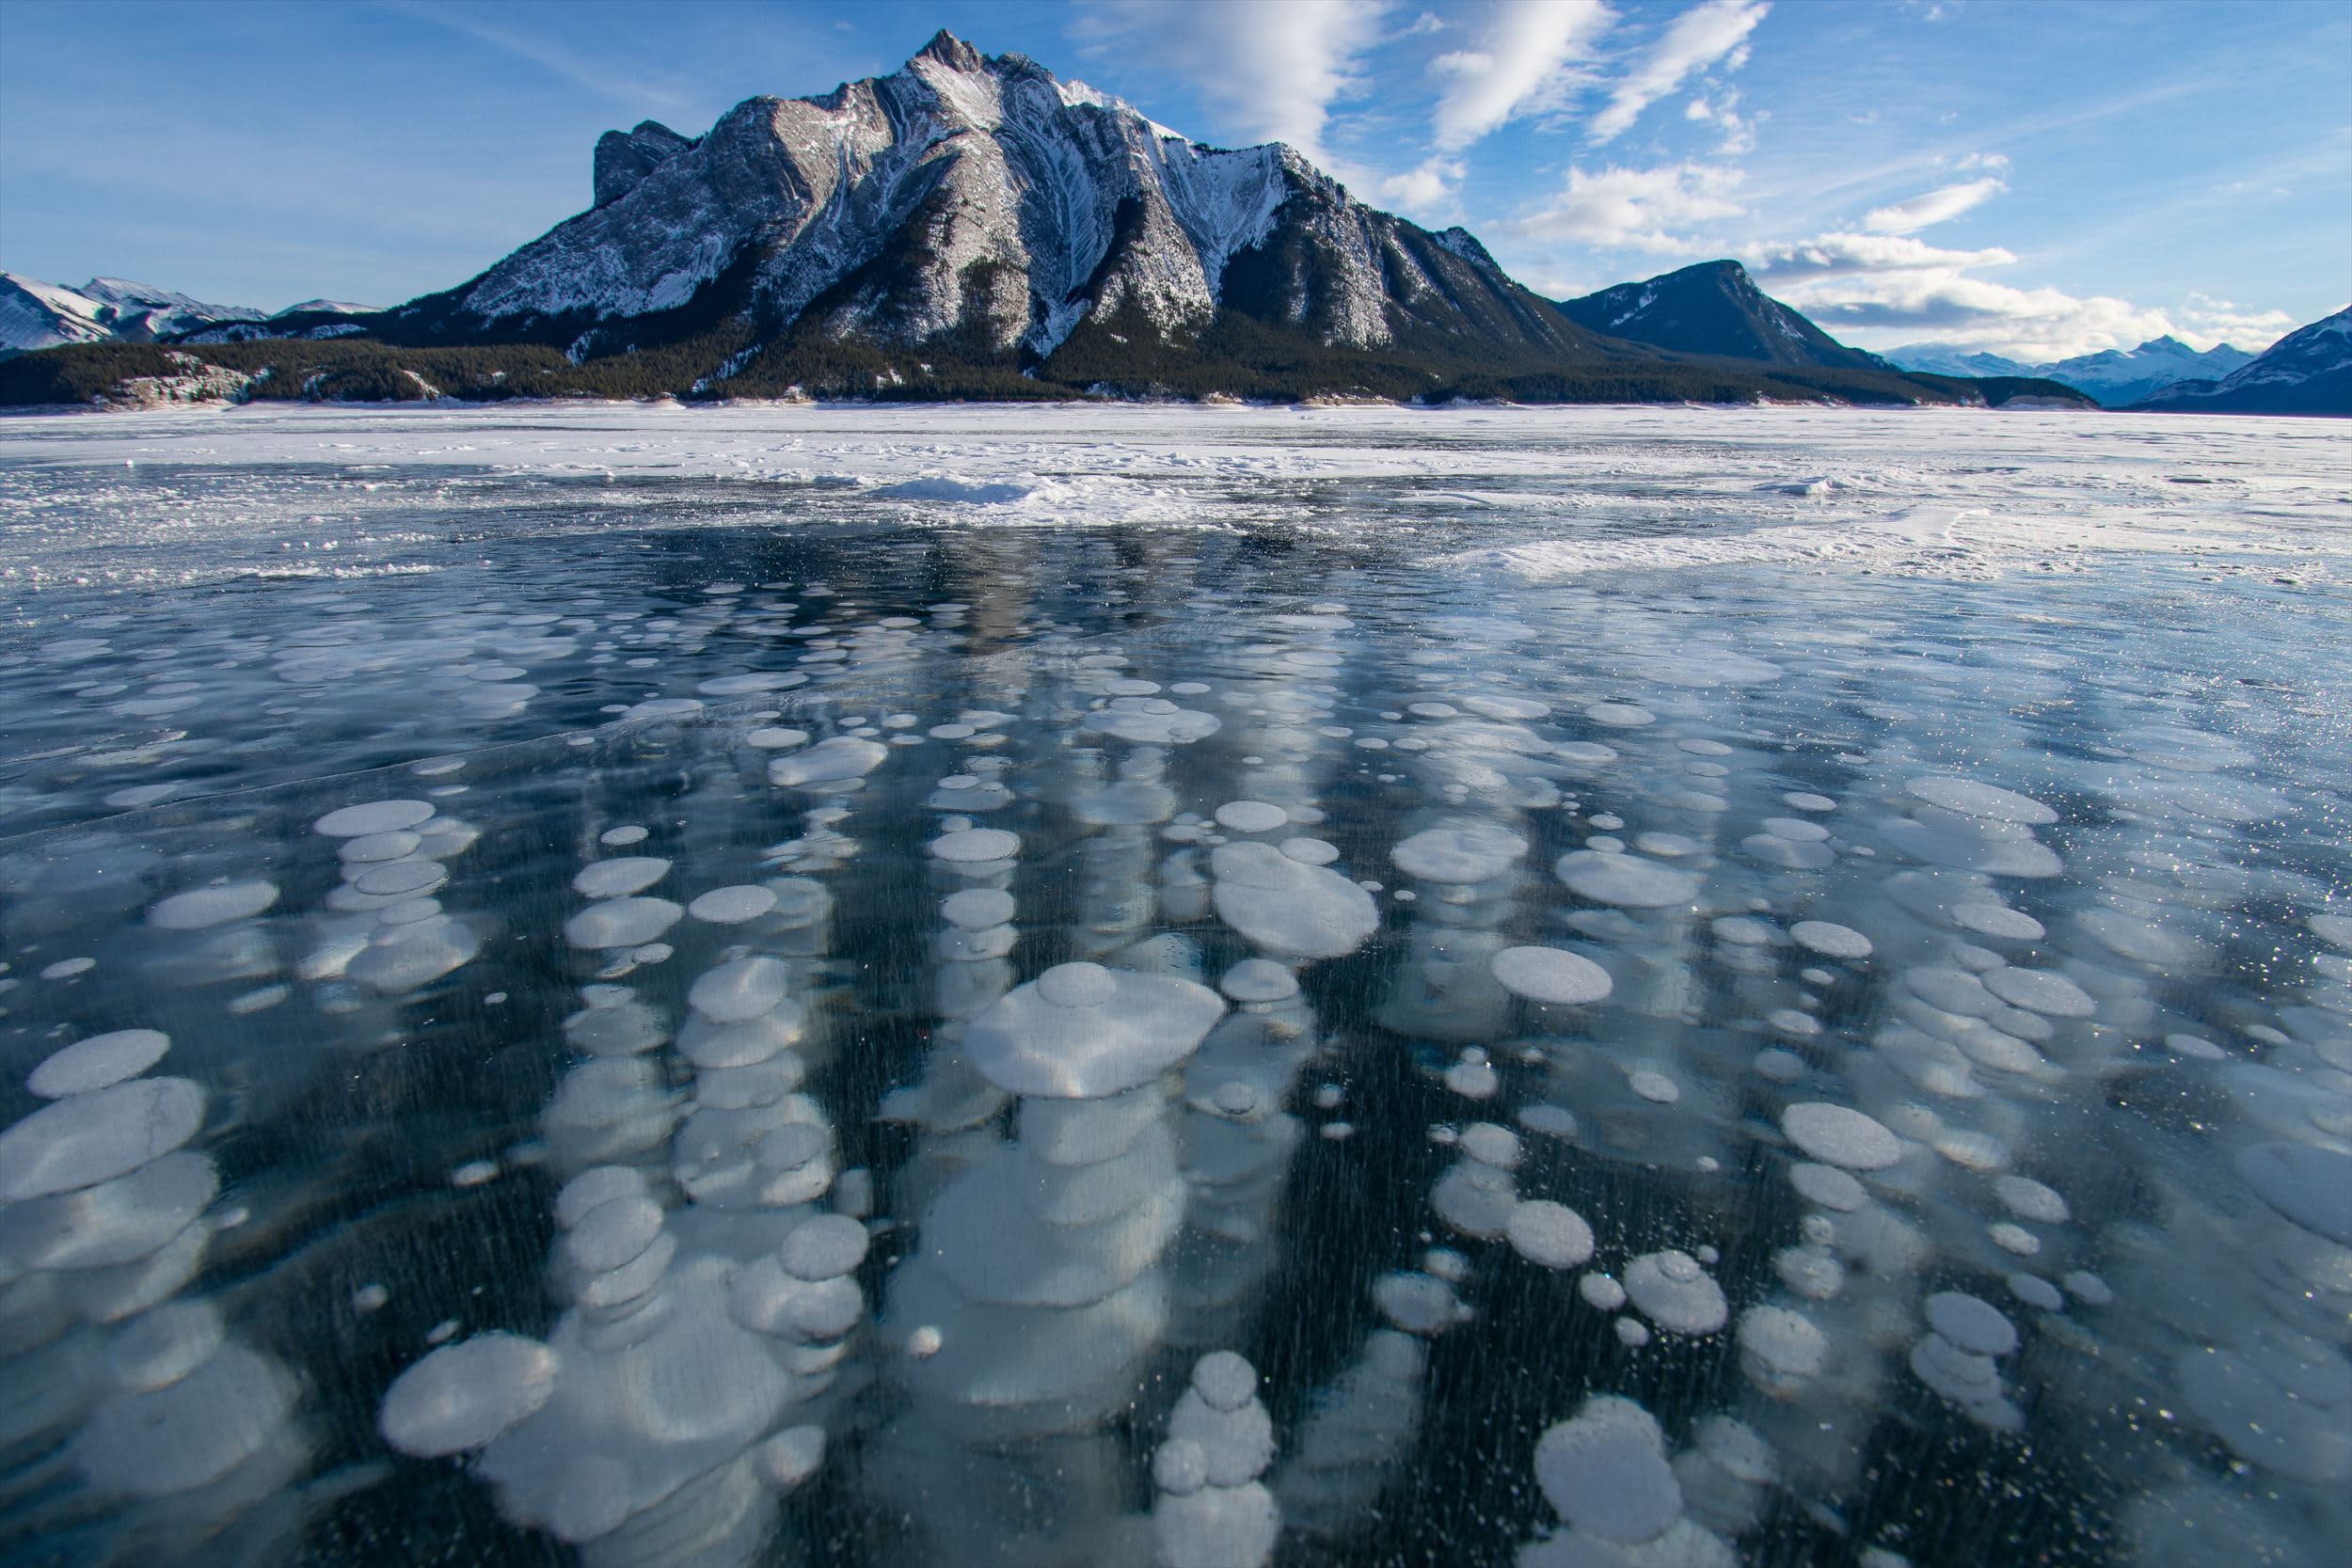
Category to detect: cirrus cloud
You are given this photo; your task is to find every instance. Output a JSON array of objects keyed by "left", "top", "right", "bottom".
[
  {"left": 1587, "top": 0, "right": 1769, "bottom": 144},
  {"left": 1863, "top": 176, "right": 2007, "bottom": 233},
  {"left": 1429, "top": 0, "right": 1614, "bottom": 151}
]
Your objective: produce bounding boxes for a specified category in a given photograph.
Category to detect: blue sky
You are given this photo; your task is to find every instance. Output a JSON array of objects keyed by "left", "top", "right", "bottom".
[{"left": 3, "top": 0, "right": 2344, "bottom": 359}]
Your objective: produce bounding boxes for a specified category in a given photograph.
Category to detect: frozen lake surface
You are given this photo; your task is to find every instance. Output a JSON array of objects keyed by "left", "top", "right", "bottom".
[{"left": 1, "top": 403, "right": 2348, "bottom": 1568}]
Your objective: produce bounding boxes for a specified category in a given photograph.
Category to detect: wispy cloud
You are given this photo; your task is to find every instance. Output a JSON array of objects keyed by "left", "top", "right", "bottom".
[
  {"left": 1517, "top": 161, "right": 1744, "bottom": 250},
  {"left": 1073, "top": 0, "right": 1390, "bottom": 165},
  {"left": 1862, "top": 175, "right": 2006, "bottom": 232},
  {"left": 1428, "top": 0, "right": 1614, "bottom": 151},
  {"left": 1587, "top": 0, "right": 1769, "bottom": 144},
  {"left": 387, "top": 1, "right": 698, "bottom": 119}
]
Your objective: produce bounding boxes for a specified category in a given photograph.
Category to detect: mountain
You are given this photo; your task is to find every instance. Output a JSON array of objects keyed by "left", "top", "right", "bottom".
[
  {"left": 8, "top": 32, "right": 2027, "bottom": 409},
  {"left": 2133, "top": 308, "right": 2351, "bottom": 417},
  {"left": 373, "top": 28, "right": 1613, "bottom": 381},
  {"left": 2036, "top": 337, "right": 2254, "bottom": 406},
  {"left": 1, "top": 272, "right": 264, "bottom": 352},
  {"left": 1883, "top": 343, "right": 2033, "bottom": 380},
  {"left": 1884, "top": 336, "right": 2256, "bottom": 406},
  {"left": 1553, "top": 261, "right": 1885, "bottom": 371}
]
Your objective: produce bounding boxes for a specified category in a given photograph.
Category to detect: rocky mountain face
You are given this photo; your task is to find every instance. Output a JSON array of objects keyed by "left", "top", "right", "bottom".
[
  {"left": 1553, "top": 261, "right": 1884, "bottom": 371},
  {"left": 1886, "top": 335, "right": 2257, "bottom": 406},
  {"left": 2134, "top": 308, "right": 2350, "bottom": 416},
  {"left": 374, "top": 29, "right": 1612, "bottom": 374},
  {"left": 1, "top": 273, "right": 265, "bottom": 352}
]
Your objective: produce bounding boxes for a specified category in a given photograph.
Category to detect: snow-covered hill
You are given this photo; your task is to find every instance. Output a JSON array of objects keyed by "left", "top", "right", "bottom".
[
  {"left": 2136, "top": 308, "right": 2350, "bottom": 417},
  {"left": 0, "top": 272, "right": 264, "bottom": 352}
]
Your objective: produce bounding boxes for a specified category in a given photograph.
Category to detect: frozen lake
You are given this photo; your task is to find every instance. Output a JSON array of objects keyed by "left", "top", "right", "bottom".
[{"left": 1, "top": 402, "right": 2348, "bottom": 1568}]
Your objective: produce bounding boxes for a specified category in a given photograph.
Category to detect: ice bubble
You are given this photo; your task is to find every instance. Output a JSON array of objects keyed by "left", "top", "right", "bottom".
[
  {"left": 1789, "top": 1163, "right": 1867, "bottom": 1212},
  {"left": 377, "top": 1333, "right": 558, "bottom": 1457},
  {"left": 1518, "top": 1103, "right": 1578, "bottom": 1140},
  {"left": 1219, "top": 958, "right": 1299, "bottom": 1003},
  {"left": 353, "top": 860, "right": 446, "bottom": 898},
  {"left": 314, "top": 800, "right": 436, "bottom": 837},
  {"left": 2008, "top": 1273, "right": 2063, "bottom": 1310},
  {"left": 1988, "top": 1222, "right": 2041, "bottom": 1256},
  {"left": 0, "top": 1148, "right": 217, "bottom": 1269},
  {"left": 779, "top": 1213, "right": 869, "bottom": 1280},
  {"left": 1490, "top": 945, "right": 1614, "bottom": 1006},
  {"left": 1155, "top": 1438, "right": 1210, "bottom": 1496},
  {"left": 1085, "top": 699, "right": 1222, "bottom": 745},
  {"left": 1210, "top": 841, "right": 1379, "bottom": 960},
  {"left": 28, "top": 1029, "right": 169, "bottom": 1099},
  {"left": 677, "top": 1007, "right": 804, "bottom": 1069},
  {"left": 1907, "top": 776, "right": 2059, "bottom": 826},
  {"left": 106, "top": 1298, "right": 225, "bottom": 1392},
  {"left": 1152, "top": 1478, "right": 1279, "bottom": 1568},
  {"left": 1739, "top": 1305, "right": 1829, "bottom": 1389},
  {"left": 687, "top": 884, "right": 777, "bottom": 924},
  {"left": 688, "top": 956, "right": 791, "bottom": 1023},
  {"left": 1506, "top": 1200, "right": 1596, "bottom": 1269},
  {"left": 769, "top": 736, "right": 889, "bottom": 786},
  {"left": 1629, "top": 1069, "right": 1680, "bottom": 1104},
  {"left": 599, "top": 824, "right": 650, "bottom": 846},
  {"left": 564, "top": 1195, "right": 663, "bottom": 1275},
  {"left": 1785, "top": 792, "right": 1836, "bottom": 813},
  {"left": 149, "top": 880, "right": 278, "bottom": 929},
  {"left": 0, "top": 1076, "right": 205, "bottom": 1200},
  {"left": 1790, "top": 921, "right": 1872, "bottom": 959},
  {"left": 1992, "top": 1175, "right": 2071, "bottom": 1225},
  {"left": 1983, "top": 967, "right": 2096, "bottom": 1019},
  {"left": 1555, "top": 850, "right": 1700, "bottom": 910},
  {"left": 964, "top": 963, "right": 1225, "bottom": 1098},
  {"left": 2176, "top": 1346, "right": 2352, "bottom": 1483},
  {"left": 350, "top": 917, "right": 480, "bottom": 994},
  {"left": 747, "top": 727, "right": 810, "bottom": 750},
  {"left": 1216, "top": 800, "right": 1290, "bottom": 833},
  {"left": 563, "top": 896, "right": 682, "bottom": 950},
  {"left": 2163, "top": 1033, "right": 2227, "bottom": 1060},
  {"left": 2310, "top": 912, "right": 2352, "bottom": 950},
  {"left": 340, "top": 830, "right": 421, "bottom": 863},
  {"left": 2236, "top": 1142, "right": 2352, "bottom": 1243},
  {"left": 2063, "top": 1270, "right": 2113, "bottom": 1306},
  {"left": 1391, "top": 825, "right": 1528, "bottom": 884},
  {"left": 1615, "top": 1317, "right": 1651, "bottom": 1347},
  {"left": 906, "top": 1325, "right": 944, "bottom": 1358},
  {"left": 1781, "top": 1102, "right": 1901, "bottom": 1171},
  {"left": 1281, "top": 837, "right": 1340, "bottom": 865},
  {"left": 1192, "top": 1350, "right": 1261, "bottom": 1412},
  {"left": 1952, "top": 901, "right": 2044, "bottom": 941},
  {"left": 1925, "top": 1291, "right": 2017, "bottom": 1355},
  {"left": 1584, "top": 703, "right": 1657, "bottom": 729},
  {"left": 1624, "top": 1250, "right": 1728, "bottom": 1336},
  {"left": 758, "top": 1424, "right": 827, "bottom": 1491},
  {"left": 930, "top": 827, "right": 1019, "bottom": 864},
  {"left": 555, "top": 1165, "right": 648, "bottom": 1228},
  {"left": 1374, "top": 1271, "right": 1461, "bottom": 1335},
  {"left": 943, "top": 887, "right": 1017, "bottom": 929},
  {"left": 1908, "top": 1333, "right": 2012, "bottom": 1426},
  {"left": 1534, "top": 1397, "right": 1681, "bottom": 1544},
  {"left": 1579, "top": 1272, "right": 1628, "bottom": 1310},
  {"left": 571, "top": 856, "right": 671, "bottom": 897}
]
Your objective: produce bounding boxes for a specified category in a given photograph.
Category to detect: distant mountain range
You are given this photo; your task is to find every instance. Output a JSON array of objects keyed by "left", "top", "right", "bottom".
[
  {"left": 0, "top": 273, "right": 384, "bottom": 354},
  {"left": 2, "top": 30, "right": 2331, "bottom": 415},
  {"left": 1885, "top": 336, "right": 2258, "bottom": 407},
  {"left": 2132, "top": 308, "right": 2350, "bottom": 415}
]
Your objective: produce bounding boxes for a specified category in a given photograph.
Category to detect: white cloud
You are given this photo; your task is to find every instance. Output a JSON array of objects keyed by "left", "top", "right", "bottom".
[
  {"left": 1754, "top": 230, "right": 2184, "bottom": 360},
  {"left": 1073, "top": 0, "right": 1389, "bottom": 165},
  {"left": 1755, "top": 230, "right": 2016, "bottom": 279},
  {"left": 2178, "top": 292, "right": 2296, "bottom": 350},
  {"left": 1863, "top": 176, "right": 2005, "bottom": 232},
  {"left": 1428, "top": 0, "right": 1614, "bottom": 150},
  {"left": 1517, "top": 162, "right": 1744, "bottom": 251},
  {"left": 1364, "top": 156, "right": 1469, "bottom": 215},
  {"left": 1587, "top": 0, "right": 1769, "bottom": 144}
]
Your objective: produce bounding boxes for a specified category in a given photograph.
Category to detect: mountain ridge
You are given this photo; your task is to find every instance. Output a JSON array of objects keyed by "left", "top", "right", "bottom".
[
  {"left": 1885, "top": 335, "right": 2258, "bottom": 406},
  {"left": 1553, "top": 261, "right": 1886, "bottom": 372}
]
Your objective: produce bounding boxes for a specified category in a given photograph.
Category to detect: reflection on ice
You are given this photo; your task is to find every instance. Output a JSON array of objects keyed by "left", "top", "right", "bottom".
[{"left": 1, "top": 404, "right": 2348, "bottom": 1566}]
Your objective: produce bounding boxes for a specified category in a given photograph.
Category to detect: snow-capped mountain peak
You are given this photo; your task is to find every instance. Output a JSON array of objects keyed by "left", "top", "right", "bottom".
[
  {"left": 0, "top": 272, "right": 264, "bottom": 352},
  {"left": 390, "top": 30, "right": 1593, "bottom": 369}
]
